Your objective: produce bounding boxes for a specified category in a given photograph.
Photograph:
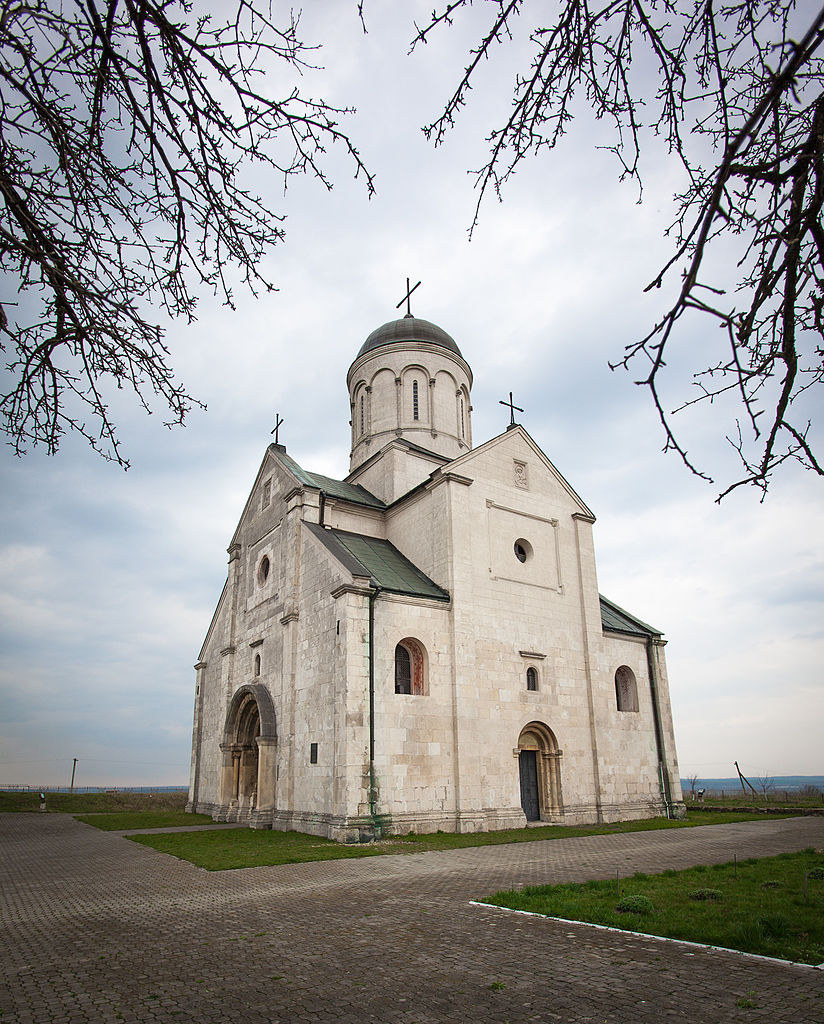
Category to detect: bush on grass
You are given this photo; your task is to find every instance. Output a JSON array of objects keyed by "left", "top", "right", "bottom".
[
  {"left": 688, "top": 888, "right": 723, "bottom": 901},
  {"left": 615, "top": 895, "right": 654, "bottom": 915}
]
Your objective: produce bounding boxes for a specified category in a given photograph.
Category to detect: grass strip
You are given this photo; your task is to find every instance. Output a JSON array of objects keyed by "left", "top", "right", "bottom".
[
  {"left": 0, "top": 791, "right": 188, "bottom": 813},
  {"left": 131, "top": 827, "right": 389, "bottom": 869},
  {"left": 128, "top": 810, "right": 793, "bottom": 870},
  {"left": 75, "top": 811, "right": 213, "bottom": 831},
  {"left": 483, "top": 849, "right": 824, "bottom": 965}
]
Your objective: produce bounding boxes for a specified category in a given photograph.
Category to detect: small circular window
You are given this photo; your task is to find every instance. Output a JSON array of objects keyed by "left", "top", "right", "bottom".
[
  {"left": 257, "top": 555, "right": 270, "bottom": 586},
  {"left": 514, "top": 539, "right": 533, "bottom": 563}
]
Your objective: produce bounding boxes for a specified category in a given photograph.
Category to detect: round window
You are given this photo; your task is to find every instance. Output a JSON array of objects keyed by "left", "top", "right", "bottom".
[
  {"left": 514, "top": 539, "right": 533, "bottom": 563},
  {"left": 257, "top": 555, "right": 270, "bottom": 586}
]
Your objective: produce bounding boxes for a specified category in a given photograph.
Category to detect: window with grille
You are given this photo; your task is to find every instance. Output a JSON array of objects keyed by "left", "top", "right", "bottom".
[{"left": 395, "top": 644, "right": 412, "bottom": 694}]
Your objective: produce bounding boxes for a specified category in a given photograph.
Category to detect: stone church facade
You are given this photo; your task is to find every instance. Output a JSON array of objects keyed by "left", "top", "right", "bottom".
[{"left": 187, "top": 314, "right": 685, "bottom": 840}]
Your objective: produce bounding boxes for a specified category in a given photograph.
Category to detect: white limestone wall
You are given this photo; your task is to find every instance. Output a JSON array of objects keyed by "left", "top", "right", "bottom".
[
  {"left": 592, "top": 632, "right": 667, "bottom": 818},
  {"left": 445, "top": 432, "right": 602, "bottom": 823},
  {"left": 371, "top": 595, "right": 457, "bottom": 832},
  {"left": 386, "top": 481, "right": 452, "bottom": 591},
  {"left": 285, "top": 527, "right": 347, "bottom": 832},
  {"left": 187, "top": 590, "right": 232, "bottom": 813}
]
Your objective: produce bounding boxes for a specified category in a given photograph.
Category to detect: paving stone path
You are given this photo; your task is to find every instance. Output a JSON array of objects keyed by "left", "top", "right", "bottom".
[{"left": 1, "top": 813, "right": 822, "bottom": 1024}]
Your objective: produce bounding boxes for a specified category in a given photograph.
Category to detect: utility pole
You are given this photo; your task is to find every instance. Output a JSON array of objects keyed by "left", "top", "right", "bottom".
[{"left": 70, "top": 758, "right": 78, "bottom": 792}]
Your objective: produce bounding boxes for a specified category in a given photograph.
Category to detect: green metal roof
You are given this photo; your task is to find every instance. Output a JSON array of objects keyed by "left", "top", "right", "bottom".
[
  {"left": 277, "top": 450, "right": 385, "bottom": 509},
  {"left": 305, "top": 524, "right": 449, "bottom": 602},
  {"left": 600, "top": 595, "right": 662, "bottom": 637},
  {"left": 356, "top": 316, "right": 463, "bottom": 360}
]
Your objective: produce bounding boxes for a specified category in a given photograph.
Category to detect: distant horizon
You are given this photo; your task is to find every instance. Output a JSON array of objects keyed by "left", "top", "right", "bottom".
[{"left": 3, "top": 775, "right": 824, "bottom": 795}]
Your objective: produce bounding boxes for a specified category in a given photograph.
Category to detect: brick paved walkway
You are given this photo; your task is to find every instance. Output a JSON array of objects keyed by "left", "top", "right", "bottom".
[{"left": 1, "top": 813, "right": 822, "bottom": 1024}]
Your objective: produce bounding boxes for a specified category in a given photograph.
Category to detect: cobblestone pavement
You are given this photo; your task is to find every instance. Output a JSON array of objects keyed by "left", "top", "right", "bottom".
[{"left": 1, "top": 813, "right": 822, "bottom": 1024}]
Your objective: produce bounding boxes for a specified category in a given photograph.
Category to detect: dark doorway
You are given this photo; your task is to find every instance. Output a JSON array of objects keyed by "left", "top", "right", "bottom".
[{"left": 519, "top": 750, "right": 540, "bottom": 821}]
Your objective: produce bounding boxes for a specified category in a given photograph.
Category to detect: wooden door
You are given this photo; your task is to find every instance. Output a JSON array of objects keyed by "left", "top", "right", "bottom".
[{"left": 519, "top": 750, "right": 540, "bottom": 821}]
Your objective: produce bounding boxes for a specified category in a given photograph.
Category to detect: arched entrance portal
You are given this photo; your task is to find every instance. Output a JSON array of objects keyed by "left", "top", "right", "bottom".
[
  {"left": 217, "top": 684, "right": 277, "bottom": 828},
  {"left": 517, "top": 722, "right": 564, "bottom": 822}
]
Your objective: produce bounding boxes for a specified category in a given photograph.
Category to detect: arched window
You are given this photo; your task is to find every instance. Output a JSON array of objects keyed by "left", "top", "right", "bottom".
[
  {"left": 615, "top": 666, "right": 639, "bottom": 712},
  {"left": 254, "top": 653, "right": 261, "bottom": 677},
  {"left": 526, "top": 667, "right": 538, "bottom": 691},
  {"left": 395, "top": 644, "right": 411, "bottom": 694},
  {"left": 360, "top": 395, "right": 365, "bottom": 435},
  {"left": 412, "top": 380, "right": 419, "bottom": 421},
  {"left": 460, "top": 396, "right": 465, "bottom": 438},
  {"left": 394, "top": 638, "right": 427, "bottom": 695}
]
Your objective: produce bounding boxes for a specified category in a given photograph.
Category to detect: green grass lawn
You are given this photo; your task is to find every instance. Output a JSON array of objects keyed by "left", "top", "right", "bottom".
[
  {"left": 75, "top": 810, "right": 213, "bottom": 831},
  {"left": 482, "top": 849, "right": 824, "bottom": 965},
  {"left": 0, "top": 790, "right": 188, "bottom": 813},
  {"left": 128, "top": 809, "right": 794, "bottom": 871},
  {"left": 130, "top": 827, "right": 390, "bottom": 869}
]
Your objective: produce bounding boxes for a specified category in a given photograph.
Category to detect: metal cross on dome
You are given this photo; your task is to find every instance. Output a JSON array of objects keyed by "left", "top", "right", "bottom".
[
  {"left": 396, "top": 277, "right": 421, "bottom": 317},
  {"left": 499, "top": 391, "right": 524, "bottom": 427},
  {"left": 271, "top": 412, "right": 284, "bottom": 444}
]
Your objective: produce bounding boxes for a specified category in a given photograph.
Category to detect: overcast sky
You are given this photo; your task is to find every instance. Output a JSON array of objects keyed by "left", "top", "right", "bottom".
[{"left": 1, "top": 3, "right": 822, "bottom": 789}]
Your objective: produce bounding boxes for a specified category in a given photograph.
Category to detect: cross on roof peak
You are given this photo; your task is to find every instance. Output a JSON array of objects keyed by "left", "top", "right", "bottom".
[
  {"left": 271, "top": 412, "right": 284, "bottom": 445},
  {"left": 396, "top": 277, "right": 421, "bottom": 318},
  {"left": 499, "top": 391, "right": 524, "bottom": 428}
]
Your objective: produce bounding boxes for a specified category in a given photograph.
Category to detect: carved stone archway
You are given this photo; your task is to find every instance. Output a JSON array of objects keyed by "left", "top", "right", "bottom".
[
  {"left": 216, "top": 684, "right": 277, "bottom": 828},
  {"left": 516, "top": 721, "right": 564, "bottom": 822}
]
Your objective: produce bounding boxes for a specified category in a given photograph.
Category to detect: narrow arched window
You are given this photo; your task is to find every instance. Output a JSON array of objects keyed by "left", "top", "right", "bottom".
[
  {"left": 615, "top": 666, "right": 639, "bottom": 712},
  {"left": 360, "top": 395, "right": 365, "bottom": 435},
  {"left": 254, "top": 654, "right": 261, "bottom": 677},
  {"left": 412, "top": 380, "right": 419, "bottom": 421},
  {"left": 395, "top": 644, "right": 412, "bottom": 694},
  {"left": 526, "top": 667, "right": 538, "bottom": 691},
  {"left": 460, "top": 397, "right": 465, "bottom": 438}
]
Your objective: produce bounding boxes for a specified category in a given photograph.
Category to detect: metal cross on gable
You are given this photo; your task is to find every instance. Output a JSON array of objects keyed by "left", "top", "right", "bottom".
[
  {"left": 396, "top": 277, "right": 421, "bottom": 317},
  {"left": 271, "top": 412, "right": 284, "bottom": 444},
  {"left": 499, "top": 391, "right": 524, "bottom": 427}
]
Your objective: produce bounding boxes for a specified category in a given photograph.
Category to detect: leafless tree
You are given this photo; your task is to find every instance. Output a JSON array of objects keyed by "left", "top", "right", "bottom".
[
  {"left": 1, "top": 0, "right": 372, "bottom": 467},
  {"left": 411, "top": 1, "right": 824, "bottom": 500},
  {"left": 686, "top": 773, "right": 699, "bottom": 799}
]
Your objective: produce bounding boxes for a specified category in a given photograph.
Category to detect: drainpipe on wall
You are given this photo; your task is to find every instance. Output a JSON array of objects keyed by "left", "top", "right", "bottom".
[
  {"left": 645, "top": 636, "right": 674, "bottom": 818},
  {"left": 318, "top": 490, "right": 326, "bottom": 527},
  {"left": 367, "top": 584, "right": 382, "bottom": 837}
]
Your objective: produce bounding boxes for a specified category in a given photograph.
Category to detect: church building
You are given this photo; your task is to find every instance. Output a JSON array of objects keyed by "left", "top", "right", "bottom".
[{"left": 186, "top": 310, "right": 685, "bottom": 839}]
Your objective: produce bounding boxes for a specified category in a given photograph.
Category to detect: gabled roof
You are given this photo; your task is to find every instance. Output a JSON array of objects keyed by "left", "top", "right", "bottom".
[
  {"left": 600, "top": 594, "right": 662, "bottom": 638},
  {"left": 345, "top": 436, "right": 450, "bottom": 488},
  {"left": 278, "top": 450, "right": 385, "bottom": 509},
  {"left": 304, "top": 523, "right": 449, "bottom": 602}
]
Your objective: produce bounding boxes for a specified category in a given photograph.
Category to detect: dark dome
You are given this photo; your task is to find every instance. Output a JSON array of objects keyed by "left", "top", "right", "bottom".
[{"left": 356, "top": 316, "right": 463, "bottom": 359}]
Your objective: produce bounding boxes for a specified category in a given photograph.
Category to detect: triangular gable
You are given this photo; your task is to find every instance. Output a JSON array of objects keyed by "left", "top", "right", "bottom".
[
  {"left": 345, "top": 437, "right": 450, "bottom": 485},
  {"left": 228, "top": 444, "right": 296, "bottom": 548},
  {"left": 443, "top": 426, "right": 596, "bottom": 520},
  {"left": 229, "top": 444, "right": 384, "bottom": 547}
]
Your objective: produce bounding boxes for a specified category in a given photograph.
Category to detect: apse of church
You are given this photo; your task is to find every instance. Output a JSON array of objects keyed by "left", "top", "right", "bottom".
[{"left": 187, "top": 306, "right": 685, "bottom": 840}]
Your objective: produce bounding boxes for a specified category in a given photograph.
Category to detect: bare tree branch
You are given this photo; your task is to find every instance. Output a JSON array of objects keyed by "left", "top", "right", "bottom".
[
  {"left": 0, "top": 0, "right": 374, "bottom": 467},
  {"left": 413, "top": 0, "right": 824, "bottom": 499}
]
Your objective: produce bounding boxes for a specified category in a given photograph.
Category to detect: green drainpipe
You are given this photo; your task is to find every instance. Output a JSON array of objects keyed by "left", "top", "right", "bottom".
[{"left": 367, "top": 585, "right": 382, "bottom": 837}]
